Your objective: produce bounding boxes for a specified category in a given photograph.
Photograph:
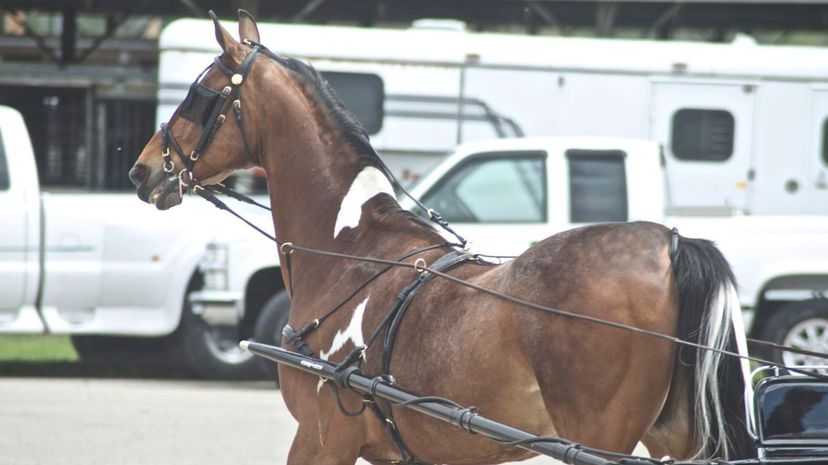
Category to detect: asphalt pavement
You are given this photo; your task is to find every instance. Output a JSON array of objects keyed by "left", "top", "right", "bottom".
[{"left": 0, "top": 378, "right": 554, "bottom": 465}]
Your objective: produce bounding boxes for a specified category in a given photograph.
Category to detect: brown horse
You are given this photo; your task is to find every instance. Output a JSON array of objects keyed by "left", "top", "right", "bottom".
[{"left": 129, "top": 11, "right": 755, "bottom": 465}]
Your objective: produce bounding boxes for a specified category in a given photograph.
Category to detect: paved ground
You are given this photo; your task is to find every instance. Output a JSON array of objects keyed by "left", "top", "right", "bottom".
[
  {"left": 0, "top": 378, "right": 558, "bottom": 465},
  {"left": 0, "top": 378, "right": 293, "bottom": 465}
]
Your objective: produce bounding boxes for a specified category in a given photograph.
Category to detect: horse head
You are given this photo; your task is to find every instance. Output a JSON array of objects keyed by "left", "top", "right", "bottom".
[
  {"left": 130, "top": 9, "right": 412, "bottom": 257},
  {"left": 129, "top": 10, "right": 265, "bottom": 210}
]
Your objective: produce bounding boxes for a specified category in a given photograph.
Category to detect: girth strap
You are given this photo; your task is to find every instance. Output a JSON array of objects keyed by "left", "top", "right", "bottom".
[
  {"left": 381, "top": 250, "right": 475, "bottom": 374},
  {"left": 374, "top": 250, "right": 476, "bottom": 465}
]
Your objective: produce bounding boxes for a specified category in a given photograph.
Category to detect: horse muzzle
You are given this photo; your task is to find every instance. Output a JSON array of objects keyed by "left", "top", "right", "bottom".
[{"left": 130, "top": 162, "right": 183, "bottom": 210}]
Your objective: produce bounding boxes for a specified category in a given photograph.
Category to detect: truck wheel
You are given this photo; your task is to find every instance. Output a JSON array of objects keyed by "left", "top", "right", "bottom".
[
  {"left": 758, "top": 300, "right": 828, "bottom": 370},
  {"left": 253, "top": 291, "right": 291, "bottom": 385},
  {"left": 174, "top": 301, "right": 262, "bottom": 380}
]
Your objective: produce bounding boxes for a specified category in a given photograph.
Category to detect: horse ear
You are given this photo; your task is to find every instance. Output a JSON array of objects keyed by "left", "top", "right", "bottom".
[
  {"left": 208, "top": 10, "right": 238, "bottom": 55},
  {"left": 238, "top": 9, "right": 260, "bottom": 44}
]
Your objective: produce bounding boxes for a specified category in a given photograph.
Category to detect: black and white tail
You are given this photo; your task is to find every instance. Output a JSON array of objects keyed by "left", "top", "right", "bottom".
[{"left": 668, "top": 236, "right": 755, "bottom": 460}]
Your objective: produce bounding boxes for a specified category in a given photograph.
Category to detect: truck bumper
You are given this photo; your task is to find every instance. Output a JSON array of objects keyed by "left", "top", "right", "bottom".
[{"left": 188, "top": 290, "right": 243, "bottom": 326}]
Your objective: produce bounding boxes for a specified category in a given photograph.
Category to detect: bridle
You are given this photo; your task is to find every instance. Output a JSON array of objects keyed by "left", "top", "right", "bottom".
[{"left": 159, "top": 42, "right": 264, "bottom": 197}]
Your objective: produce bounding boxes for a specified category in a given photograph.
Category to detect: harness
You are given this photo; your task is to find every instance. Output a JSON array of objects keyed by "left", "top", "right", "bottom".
[
  {"left": 159, "top": 40, "right": 467, "bottom": 247},
  {"left": 159, "top": 42, "right": 263, "bottom": 197},
  {"left": 283, "top": 250, "right": 486, "bottom": 465},
  {"left": 159, "top": 40, "right": 828, "bottom": 465},
  {"left": 161, "top": 42, "right": 479, "bottom": 464}
]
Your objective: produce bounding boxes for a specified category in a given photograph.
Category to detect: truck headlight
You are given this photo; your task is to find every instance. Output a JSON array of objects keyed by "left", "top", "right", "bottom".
[{"left": 199, "top": 242, "right": 229, "bottom": 291}]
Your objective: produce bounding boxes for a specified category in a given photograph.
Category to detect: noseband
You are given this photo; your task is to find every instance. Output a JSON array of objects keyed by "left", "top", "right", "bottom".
[{"left": 160, "top": 42, "right": 263, "bottom": 196}]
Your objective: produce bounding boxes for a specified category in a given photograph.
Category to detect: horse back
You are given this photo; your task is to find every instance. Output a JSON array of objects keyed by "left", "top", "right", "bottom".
[{"left": 385, "top": 221, "right": 679, "bottom": 460}]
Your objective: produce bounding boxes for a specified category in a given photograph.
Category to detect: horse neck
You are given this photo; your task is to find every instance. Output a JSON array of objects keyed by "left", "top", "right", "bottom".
[{"left": 256, "top": 78, "right": 440, "bottom": 290}]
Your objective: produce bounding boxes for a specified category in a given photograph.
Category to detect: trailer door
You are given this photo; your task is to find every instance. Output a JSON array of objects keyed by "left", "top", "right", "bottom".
[
  {"left": 650, "top": 82, "right": 755, "bottom": 214},
  {"left": 808, "top": 89, "right": 828, "bottom": 210}
]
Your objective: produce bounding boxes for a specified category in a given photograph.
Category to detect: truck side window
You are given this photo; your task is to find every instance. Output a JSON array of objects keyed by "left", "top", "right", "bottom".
[
  {"left": 671, "top": 108, "right": 734, "bottom": 161},
  {"left": 567, "top": 150, "right": 627, "bottom": 223},
  {"left": 0, "top": 131, "right": 8, "bottom": 190},
  {"left": 421, "top": 153, "right": 546, "bottom": 223},
  {"left": 320, "top": 72, "right": 384, "bottom": 135}
]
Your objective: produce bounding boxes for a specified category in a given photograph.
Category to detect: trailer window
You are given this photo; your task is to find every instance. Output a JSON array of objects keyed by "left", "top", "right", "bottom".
[
  {"left": 321, "top": 72, "right": 384, "bottom": 135},
  {"left": 420, "top": 153, "right": 546, "bottom": 223},
  {"left": 568, "top": 150, "right": 627, "bottom": 223},
  {"left": 0, "top": 131, "right": 8, "bottom": 190},
  {"left": 671, "top": 109, "right": 734, "bottom": 161}
]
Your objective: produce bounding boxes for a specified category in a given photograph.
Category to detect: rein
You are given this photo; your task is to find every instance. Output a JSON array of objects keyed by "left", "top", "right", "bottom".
[
  {"left": 164, "top": 40, "right": 828, "bottom": 461},
  {"left": 170, "top": 42, "right": 828, "bottom": 379},
  {"left": 197, "top": 185, "right": 828, "bottom": 381}
]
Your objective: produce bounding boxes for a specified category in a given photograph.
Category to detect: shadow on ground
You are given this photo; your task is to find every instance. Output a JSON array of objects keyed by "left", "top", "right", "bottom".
[{"left": 0, "top": 360, "right": 195, "bottom": 379}]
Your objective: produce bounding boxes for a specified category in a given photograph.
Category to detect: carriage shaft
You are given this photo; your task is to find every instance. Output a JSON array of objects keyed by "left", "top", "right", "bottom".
[{"left": 241, "top": 340, "right": 615, "bottom": 465}]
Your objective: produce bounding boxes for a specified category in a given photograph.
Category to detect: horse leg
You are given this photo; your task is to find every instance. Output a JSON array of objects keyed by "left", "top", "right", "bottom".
[
  {"left": 530, "top": 320, "right": 677, "bottom": 456},
  {"left": 532, "top": 348, "right": 675, "bottom": 456},
  {"left": 640, "top": 373, "right": 696, "bottom": 460},
  {"left": 287, "top": 419, "right": 362, "bottom": 465},
  {"left": 641, "top": 412, "right": 694, "bottom": 460},
  {"left": 282, "top": 372, "right": 368, "bottom": 465}
]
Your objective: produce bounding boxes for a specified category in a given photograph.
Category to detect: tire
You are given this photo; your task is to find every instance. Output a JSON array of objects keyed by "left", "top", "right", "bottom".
[
  {"left": 170, "top": 301, "right": 263, "bottom": 380},
  {"left": 758, "top": 300, "right": 828, "bottom": 371},
  {"left": 253, "top": 291, "right": 291, "bottom": 385}
]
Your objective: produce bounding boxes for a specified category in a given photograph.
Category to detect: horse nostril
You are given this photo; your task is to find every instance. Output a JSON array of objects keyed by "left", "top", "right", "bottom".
[{"left": 129, "top": 164, "right": 148, "bottom": 187}]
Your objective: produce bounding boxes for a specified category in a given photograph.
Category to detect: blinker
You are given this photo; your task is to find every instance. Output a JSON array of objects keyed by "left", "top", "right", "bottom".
[{"left": 180, "top": 83, "right": 223, "bottom": 127}]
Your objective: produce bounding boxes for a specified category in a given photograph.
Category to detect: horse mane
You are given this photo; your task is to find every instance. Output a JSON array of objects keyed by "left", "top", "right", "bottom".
[
  {"left": 270, "top": 54, "right": 383, "bottom": 171},
  {"left": 270, "top": 53, "right": 438, "bottom": 232}
]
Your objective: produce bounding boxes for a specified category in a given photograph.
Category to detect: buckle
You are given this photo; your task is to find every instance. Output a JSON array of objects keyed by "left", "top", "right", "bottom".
[{"left": 177, "top": 168, "right": 191, "bottom": 198}]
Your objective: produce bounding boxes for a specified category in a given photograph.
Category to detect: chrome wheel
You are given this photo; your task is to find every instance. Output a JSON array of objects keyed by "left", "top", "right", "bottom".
[
  {"left": 782, "top": 318, "right": 828, "bottom": 373},
  {"left": 202, "top": 324, "right": 256, "bottom": 365}
]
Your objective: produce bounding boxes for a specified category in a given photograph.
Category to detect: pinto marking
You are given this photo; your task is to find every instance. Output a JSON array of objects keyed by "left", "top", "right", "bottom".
[
  {"left": 334, "top": 166, "right": 394, "bottom": 238},
  {"left": 317, "top": 297, "right": 369, "bottom": 394}
]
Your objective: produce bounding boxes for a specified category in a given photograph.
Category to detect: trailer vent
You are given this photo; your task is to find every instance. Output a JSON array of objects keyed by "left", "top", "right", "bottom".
[{"left": 671, "top": 108, "right": 734, "bottom": 161}]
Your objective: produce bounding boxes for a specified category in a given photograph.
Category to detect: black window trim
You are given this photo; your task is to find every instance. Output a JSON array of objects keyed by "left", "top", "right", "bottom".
[{"left": 419, "top": 150, "right": 548, "bottom": 224}]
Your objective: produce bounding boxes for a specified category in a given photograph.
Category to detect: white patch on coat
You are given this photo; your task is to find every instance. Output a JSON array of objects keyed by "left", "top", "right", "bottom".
[
  {"left": 334, "top": 166, "right": 394, "bottom": 238},
  {"left": 317, "top": 297, "right": 369, "bottom": 394}
]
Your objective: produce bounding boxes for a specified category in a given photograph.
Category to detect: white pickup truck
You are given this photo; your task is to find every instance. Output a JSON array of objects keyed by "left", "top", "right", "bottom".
[
  {"left": 407, "top": 137, "right": 828, "bottom": 367},
  {"left": 0, "top": 105, "right": 284, "bottom": 378}
]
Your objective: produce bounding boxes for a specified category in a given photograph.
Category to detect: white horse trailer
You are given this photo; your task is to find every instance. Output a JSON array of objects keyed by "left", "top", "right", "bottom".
[{"left": 158, "top": 19, "right": 828, "bottom": 216}]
